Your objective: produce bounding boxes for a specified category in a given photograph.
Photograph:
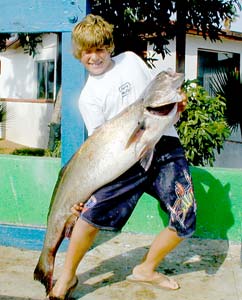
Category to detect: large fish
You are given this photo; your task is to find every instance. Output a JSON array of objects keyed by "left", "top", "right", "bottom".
[{"left": 34, "top": 70, "right": 184, "bottom": 294}]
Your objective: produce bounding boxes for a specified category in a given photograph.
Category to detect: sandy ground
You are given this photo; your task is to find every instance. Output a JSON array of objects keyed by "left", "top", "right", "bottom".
[
  {"left": 0, "top": 231, "right": 241, "bottom": 300},
  {"left": 0, "top": 139, "right": 28, "bottom": 154}
]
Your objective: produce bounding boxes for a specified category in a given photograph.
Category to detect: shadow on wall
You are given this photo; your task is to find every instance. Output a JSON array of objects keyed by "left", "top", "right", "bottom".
[
  {"left": 154, "top": 166, "right": 234, "bottom": 241},
  {"left": 124, "top": 165, "right": 236, "bottom": 244},
  {"left": 155, "top": 165, "right": 235, "bottom": 272},
  {"left": 191, "top": 167, "right": 234, "bottom": 240},
  {"left": 153, "top": 166, "right": 234, "bottom": 276}
]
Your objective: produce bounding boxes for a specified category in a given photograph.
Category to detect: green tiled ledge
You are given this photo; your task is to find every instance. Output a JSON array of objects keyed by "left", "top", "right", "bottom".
[{"left": 0, "top": 155, "right": 241, "bottom": 241}]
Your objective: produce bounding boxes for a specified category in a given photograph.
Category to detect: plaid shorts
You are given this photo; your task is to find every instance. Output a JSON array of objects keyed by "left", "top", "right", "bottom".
[{"left": 81, "top": 136, "right": 197, "bottom": 237}]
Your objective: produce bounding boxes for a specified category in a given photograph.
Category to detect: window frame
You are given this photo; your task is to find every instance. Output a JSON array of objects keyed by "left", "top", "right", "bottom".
[{"left": 36, "top": 59, "right": 56, "bottom": 100}]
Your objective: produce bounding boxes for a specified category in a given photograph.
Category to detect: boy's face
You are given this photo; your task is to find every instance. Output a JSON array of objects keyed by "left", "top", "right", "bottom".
[{"left": 80, "top": 47, "right": 113, "bottom": 76}]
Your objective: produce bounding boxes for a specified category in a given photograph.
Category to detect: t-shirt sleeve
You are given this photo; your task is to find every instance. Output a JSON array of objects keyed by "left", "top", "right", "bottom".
[{"left": 79, "top": 94, "right": 105, "bottom": 136}]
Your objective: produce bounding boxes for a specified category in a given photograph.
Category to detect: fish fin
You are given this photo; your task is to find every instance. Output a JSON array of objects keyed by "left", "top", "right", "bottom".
[
  {"left": 139, "top": 150, "right": 154, "bottom": 171},
  {"left": 125, "top": 121, "right": 146, "bottom": 149}
]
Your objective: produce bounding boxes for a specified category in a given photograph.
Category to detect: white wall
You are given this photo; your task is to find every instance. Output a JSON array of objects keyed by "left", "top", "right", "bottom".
[
  {"left": 148, "top": 34, "right": 242, "bottom": 81},
  {"left": 185, "top": 34, "right": 242, "bottom": 80},
  {"left": 6, "top": 101, "right": 53, "bottom": 148},
  {"left": 0, "top": 33, "right": 58, "bottom": 99},
  {"left": 0, "top": 33, "right": 58, "bottom": 148},
  {"left": 0, "top": 50, "right": 35, "bottom": 99}
]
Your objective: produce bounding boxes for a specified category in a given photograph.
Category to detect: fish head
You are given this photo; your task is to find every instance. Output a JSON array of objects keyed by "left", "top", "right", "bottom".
[
  {"left": 142, "top": 69, "right": 185, "bottom": 118},
  {"left": 132, "top": 70, "right": 185, "bottom": 170}
]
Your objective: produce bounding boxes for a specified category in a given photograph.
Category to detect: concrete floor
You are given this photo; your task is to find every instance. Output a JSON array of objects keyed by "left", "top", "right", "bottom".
[{"left": 0, "top": 231, "right": 241, "bottom": 300}]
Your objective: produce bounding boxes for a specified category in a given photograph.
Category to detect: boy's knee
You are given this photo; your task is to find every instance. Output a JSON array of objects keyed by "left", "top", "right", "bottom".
[{"left": 78, "top": 218, "right": 100, "bottom": 235}]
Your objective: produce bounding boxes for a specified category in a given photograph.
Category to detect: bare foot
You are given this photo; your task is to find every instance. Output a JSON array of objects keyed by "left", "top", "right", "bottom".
[
  {"left": 48, "top": 276, "right": 78, "bottom": 299},
  {"left": 126, "top": 266, "right": 179, "bottom": 290}
]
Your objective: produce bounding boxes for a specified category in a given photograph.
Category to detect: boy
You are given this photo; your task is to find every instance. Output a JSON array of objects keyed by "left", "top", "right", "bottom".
[{"left": 48, "top": 14, "right": 196, "bottom": 299}]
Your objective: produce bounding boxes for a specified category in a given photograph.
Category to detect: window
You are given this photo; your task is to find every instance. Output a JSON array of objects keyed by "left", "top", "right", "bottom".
[
  {"left": 37, "top": 60, "right": 55, "bottom": 99},
  {"left": 197, "top": 50, "right": 240, "bottom": 95}
]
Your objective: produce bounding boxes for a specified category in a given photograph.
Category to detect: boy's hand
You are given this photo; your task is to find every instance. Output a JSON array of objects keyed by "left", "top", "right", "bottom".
[
  {"left": 177, "top": 91, "right": 187, "bottom": 113},
  {"left": 71, "top": 203, "right": 84, "bottom": 217}
]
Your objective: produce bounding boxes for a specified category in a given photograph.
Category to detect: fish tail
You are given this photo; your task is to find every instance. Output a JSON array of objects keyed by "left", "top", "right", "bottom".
[
  {"left": 33, "top": 216, "right": 75, "bottom": 294},
  {"left": 33, "top": 254, "right": 54, "bottom": 295}
]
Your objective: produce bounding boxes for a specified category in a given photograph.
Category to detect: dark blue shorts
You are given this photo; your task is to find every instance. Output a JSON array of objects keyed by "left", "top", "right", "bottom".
[{"left": 81, "top": 136, "right": 197, "bottom": 237}]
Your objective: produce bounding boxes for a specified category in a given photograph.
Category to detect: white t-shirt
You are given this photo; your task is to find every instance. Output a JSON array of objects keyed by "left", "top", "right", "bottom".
[{"left": 79, "top": 51, "right": 178, "bottom": 137}]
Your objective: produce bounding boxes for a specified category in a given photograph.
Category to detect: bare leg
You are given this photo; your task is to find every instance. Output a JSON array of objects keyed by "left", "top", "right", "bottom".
[
  {"left": 49, "top": 218, "right": 99, "bottom": 298},
  {"left": 130, "top": 227, "right": 183, "bottom": 290}
]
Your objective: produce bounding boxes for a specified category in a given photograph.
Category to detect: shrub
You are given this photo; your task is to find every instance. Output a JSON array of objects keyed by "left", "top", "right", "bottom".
[
  {"left": 176, "top": 80, "right": 230, "bottom": 166},
  {"left": 45, "top": 140, "right": 61, "bottom": 158},
  {"left": 12, "top": 148, "right": 45, "bottom": 156}
]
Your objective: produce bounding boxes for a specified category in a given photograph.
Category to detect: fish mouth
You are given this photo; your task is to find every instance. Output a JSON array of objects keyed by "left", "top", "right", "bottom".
[{"left": 146, "top": 103, "right": 176, "bottom": 116}]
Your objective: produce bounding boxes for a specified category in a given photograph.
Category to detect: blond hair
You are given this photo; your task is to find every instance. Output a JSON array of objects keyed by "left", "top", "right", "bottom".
[{"left": 72, "top": 14, "right": 114, "bottom": 59}]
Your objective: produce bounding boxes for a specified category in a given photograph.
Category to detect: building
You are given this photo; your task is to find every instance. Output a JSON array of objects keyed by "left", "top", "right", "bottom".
[
  {"left": 148, "top": 28, "right": 242, "bottom": 168},
  {"left": 0, "top": 18, "right": 241, "bottom": 167},
  {"left": 0, "top": 33, "right": 59, "bottom": 148}
]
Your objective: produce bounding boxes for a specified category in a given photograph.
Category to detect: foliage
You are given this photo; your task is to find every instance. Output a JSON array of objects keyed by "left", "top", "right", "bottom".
[
  {"left": 209, "top": 68, "right": 242, "bottom": 136},
  {"left": 176, "top": 80, "right": 230, "bottom": 166},
  {"left": 45, "top": 140, "right": 61, "bottom": 158},
  {"left": 18, "top": 33, "right": 42, "bottom": 57},
  {"left": 11, "top": 144, "right": 61, "bottom": 157},
  {"left": 12, "top": 148, "right": 45, "bottom": 156},
  {"left": 0, "top": 33, "right": 11, "bottom": 51},
  {"left": 90, "top": 0, "right": 241, "bottom": 59},
  {"left": 0, "top": 33, "right": 43, "bottom": 57}
]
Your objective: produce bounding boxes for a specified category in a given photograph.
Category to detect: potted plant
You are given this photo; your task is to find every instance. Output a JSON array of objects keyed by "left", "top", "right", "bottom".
[{"left": 0, "top": 102, "right": 7, "bottom": 139}]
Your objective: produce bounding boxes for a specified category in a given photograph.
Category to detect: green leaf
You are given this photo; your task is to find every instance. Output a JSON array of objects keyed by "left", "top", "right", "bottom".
[{"left": 177, "top": 80, "right": 231, "bottom": 166}]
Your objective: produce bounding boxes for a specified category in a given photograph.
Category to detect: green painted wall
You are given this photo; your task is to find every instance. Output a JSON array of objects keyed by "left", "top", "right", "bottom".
[
  {"left": 124, "top": 167, "right": 242, "bottom": 241},
  {"left": 0, "top": 155, "right": 241, "bottom": 241},
  {"left": 0, "top": 155, "right": 60, "bottom": 226}
]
